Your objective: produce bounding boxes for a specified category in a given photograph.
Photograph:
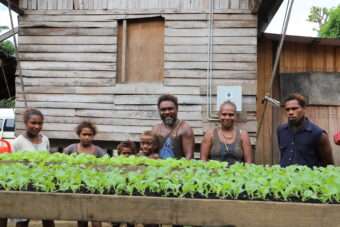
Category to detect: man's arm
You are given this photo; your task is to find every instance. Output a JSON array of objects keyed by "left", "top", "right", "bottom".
[
  {"left": 318, "top": 132, "right": 334, "bottom": 166},
  {"left": 181, "top": 123, "right": 195, "bottom": 160},
  {"left": 200, "top": 129, "right": 213, "bottom": 161}
]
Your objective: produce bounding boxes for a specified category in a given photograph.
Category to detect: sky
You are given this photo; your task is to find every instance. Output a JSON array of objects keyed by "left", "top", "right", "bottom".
[
  {"left": 0, "top": 3, "right": 17, "bottom": 32},
  {"left": 0, "top": 0, "right": 340, "bottom": 38},
  {"left": 266, "top": 0, "right": 340, "bottom": 37}
]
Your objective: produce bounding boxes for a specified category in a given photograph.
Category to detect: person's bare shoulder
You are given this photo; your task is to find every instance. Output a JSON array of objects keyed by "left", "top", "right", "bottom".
[
  {"left": 240, "top": 129, "right": 250, "bottom": 138},
  {"left": 179, "top": 121, "right": 194, "bottom": 136},
  {"left": 152, "top": 123, "right": 162, "bottom": 134},
  {"left": 204, "top": 128, "right": 215, "bottom": 138}
]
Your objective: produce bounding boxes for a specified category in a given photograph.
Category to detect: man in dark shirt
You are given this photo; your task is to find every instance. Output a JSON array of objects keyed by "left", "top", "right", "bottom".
[{"left": 277, "top": 93, "right": 334, "bottom": 167}]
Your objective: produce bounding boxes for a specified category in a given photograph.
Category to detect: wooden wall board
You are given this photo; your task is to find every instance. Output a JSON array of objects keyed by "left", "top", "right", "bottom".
[
  {"left": 19, "top": 44, "right": 116, "bottom": 53},
  {"left": 165, "top": 70, "right": 256, "bottom": 80},
  {"left": 19, "top": 36, "right": 116, "bottom": 44},
  {"left": 256, "top": 37, "right": 274, "bottom": 164},
  {"left": 165, "top": 45, "right": 257, "bottom": 54},
  {"left": 1, "top": 191, "right": 340, "bottom": 227},
  {"left": 20, "top": 53, "right": 116, "bottom": 62},
  {"left": 20, "top": 0, "right": 251, "bottom": 10},
  {"left": 19, "top": 70, "right": 115, "bottom": 78},
  {"left": 20, "top": 28, "right": 116, "bottom": 36},
  {"left": 19, "top": 62, "right": 115, "bottom": 71}
]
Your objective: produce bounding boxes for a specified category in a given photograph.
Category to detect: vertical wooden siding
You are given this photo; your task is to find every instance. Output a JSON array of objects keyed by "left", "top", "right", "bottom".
[
  {"left": 256, "top": 37, "right": 273, "bottom": 164},
  {"left": 257, "top": 38, "right": 340, "bottom": 165}
]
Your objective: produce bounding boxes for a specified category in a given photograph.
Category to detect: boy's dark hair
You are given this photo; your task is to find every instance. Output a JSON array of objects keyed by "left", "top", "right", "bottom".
[
  {"left": 117, "top": 140, "right": 137, "bottom": 155},
  {"left": 140, "top": 130, "right": 160, "bottom": 153},
  {"left": 23, "top": 108, "right": 44, "bottom": 123},
  {"left": 157, "top": 94, "right": 178, "bottom": 109},
  {"left": 76, "top": 121, "right": 97, "bottom": 136},
  {"left": 284, "top": 93, "right": 306, "bottom": 108}
]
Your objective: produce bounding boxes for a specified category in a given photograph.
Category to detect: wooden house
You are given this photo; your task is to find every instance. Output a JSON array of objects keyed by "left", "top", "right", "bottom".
[{"left": 1, "top": 0, "right": 283, "bottom": 157}]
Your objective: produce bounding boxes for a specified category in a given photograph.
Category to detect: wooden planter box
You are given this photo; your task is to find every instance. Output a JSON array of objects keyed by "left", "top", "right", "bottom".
[{"left": 0, "top": 191, "right": 339, "bottom": 227}]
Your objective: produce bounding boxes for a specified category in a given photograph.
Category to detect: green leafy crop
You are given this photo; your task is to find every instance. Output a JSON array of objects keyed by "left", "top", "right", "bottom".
[{"left": 0, "top": 152, "right": 339, "bottom": 203}]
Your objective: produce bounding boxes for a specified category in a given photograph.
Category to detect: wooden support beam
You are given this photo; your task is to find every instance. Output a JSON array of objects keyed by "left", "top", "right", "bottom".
[
  {"left": 0, "top": 191, "right": 340, "bottom": 227},
  {"left": 121, "top": 19, "right": 127, "bottom": 83},
  {"left": 0, "top": 27, "right": 18, "bottom": 42}
]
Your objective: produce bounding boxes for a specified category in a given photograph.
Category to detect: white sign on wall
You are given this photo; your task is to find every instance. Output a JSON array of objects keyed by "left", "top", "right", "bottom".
[{"left": 216, "top": 86, "right": 242, "bottom": 111}]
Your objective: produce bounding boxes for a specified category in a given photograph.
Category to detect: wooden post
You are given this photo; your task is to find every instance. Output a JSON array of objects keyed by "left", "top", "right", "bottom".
[{"left": 121, "top": 19, "right": 127, "bottom": 83}]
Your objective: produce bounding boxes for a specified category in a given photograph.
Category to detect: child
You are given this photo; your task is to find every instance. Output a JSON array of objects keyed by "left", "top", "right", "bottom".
[
  {"left": 13, "top": 108, "right": 50, "bottom": 153},
  {"left": 64, "top": 121, "right": 106, "bottom": 157},
  {"left": 138, "top": 131, "right": 160, "bottom": 159},
  {"left": 12, "top": 108, "right": 54, "bottom": 227},
  {"left": 64, "top": 121, "right": 106, "bottom": 227},
  {"left": 117, "top": 140, "right": 137, "bottom": 156}
]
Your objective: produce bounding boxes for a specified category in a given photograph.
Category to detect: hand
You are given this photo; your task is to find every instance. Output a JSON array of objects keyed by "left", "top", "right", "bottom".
[{"left": 334, "top": 132, "right": 340, "bottom": 145}]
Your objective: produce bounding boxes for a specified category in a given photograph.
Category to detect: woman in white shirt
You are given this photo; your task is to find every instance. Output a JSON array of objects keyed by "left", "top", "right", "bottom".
[
  {"left": 13, "top": 108, "right": 50, "bottom": 152},
  {"left": 11, "top": 108, "right": 54, "bottom": 227}
]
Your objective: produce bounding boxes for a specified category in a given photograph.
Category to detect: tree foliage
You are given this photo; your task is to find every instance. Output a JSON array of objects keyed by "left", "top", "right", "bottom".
[
  {"left": 0, "top": 26, "right": 16, "bottom": 56},
  {"left": 0, "top": 97, "right": 15, "bottom": 108},
  {"left": 0, "top": 40, "right": 16, "bottom": 56},
  {"left": 319, "top": 6, "right": 340, "bottom": 38},
  {"left": 307, "top": 6, "right": 329, "bottom": 32}
]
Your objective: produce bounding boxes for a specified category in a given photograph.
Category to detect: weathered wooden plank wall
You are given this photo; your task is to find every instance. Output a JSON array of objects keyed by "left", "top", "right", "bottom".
[
  {"left": 19, "top": 0, "right": 251, "bottom": 10},
  {"left": 257, "top": 37, "right": 340, "bottom": 165},
  {"left": 16, "top": 0, "right": 257, "bottom": 145}
]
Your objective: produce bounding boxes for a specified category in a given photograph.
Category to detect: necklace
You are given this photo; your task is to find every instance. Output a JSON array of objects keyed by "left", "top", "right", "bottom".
[
  {"left": 220, "top": 128, "right": 234, "bottom": 140},
  {"left": 220, "top": 128, "right": 234, "bottom": 153},
  {"left": 224, "top": 143, "right": 230, "bottom": 153}
]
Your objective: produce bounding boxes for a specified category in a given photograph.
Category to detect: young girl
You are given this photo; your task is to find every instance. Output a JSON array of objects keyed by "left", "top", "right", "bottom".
[
  {"left": 64, "top": 121, "right": 106, "bottom": 157},
  {"left": 64, "top": 121, "right": 106, "bottom": 227},
  {"left": 12, "top": 108, "right": 54, "bottom": 227},
  {"left": 138, "top": 131, "right": 160, "bottom": 159},
  {"left": 13, "top": 108, "right": 50, "bottom": 153}
]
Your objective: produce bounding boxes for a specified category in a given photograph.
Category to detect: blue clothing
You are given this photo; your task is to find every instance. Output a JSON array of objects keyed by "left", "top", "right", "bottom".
[
  {"left": 159, "top": 137, "right": 176, "bottom": 159},
  {"left": 158, "top": 121, "right": 185, "bottom": 159},
  {"left": 277, "top": 118, "right": 324, "bottom": 167}
]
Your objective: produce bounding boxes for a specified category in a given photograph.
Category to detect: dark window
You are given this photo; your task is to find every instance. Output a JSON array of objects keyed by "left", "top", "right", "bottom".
[{"left": 4, "top": 119, "right": 15, "bottom": 131}]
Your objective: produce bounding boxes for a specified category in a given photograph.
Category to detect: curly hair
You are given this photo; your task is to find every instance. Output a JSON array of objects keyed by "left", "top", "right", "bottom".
[
  {"left": 75, "top": 121, "right": 97, "bottom": 136},
  {"left": 157, "top": 94, "right": 178, "bottom": 109}
]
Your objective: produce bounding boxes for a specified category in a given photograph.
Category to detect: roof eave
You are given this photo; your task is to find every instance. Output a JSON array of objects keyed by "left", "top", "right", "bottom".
[{"left": 0, "top": 0, "right": 24, "bottom": 15}]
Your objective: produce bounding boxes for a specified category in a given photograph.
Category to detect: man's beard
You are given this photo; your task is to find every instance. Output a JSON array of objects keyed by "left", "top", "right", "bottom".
[
  {"left": 162, "top": 116, "right": 177, "bottom": 127},
  {"left": 288, "top": 117, "right": 304, "bottom": 128}
]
